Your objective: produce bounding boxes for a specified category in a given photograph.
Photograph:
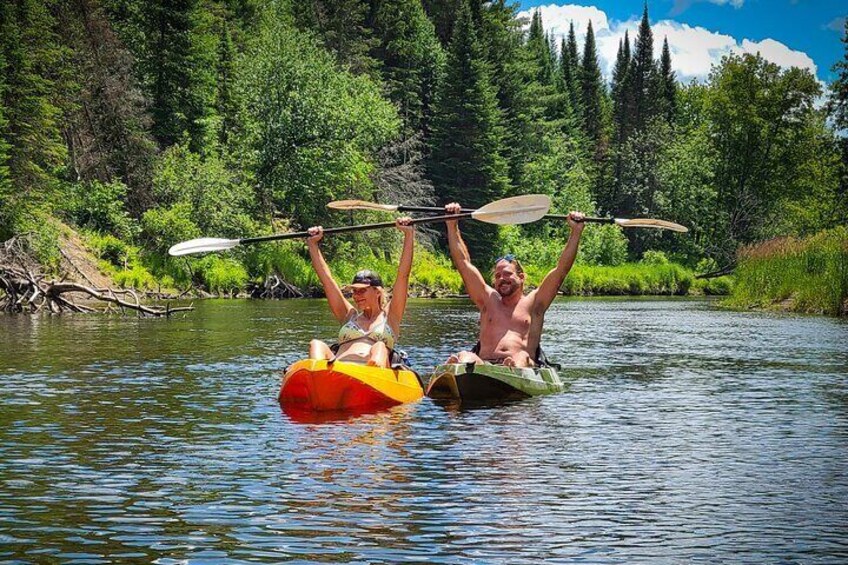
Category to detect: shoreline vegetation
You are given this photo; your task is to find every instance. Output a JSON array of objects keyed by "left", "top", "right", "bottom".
[
  {"left": 2, "top": 2, "right": 846, "bottom": 316},
  {"left": 723, "top": 227, "right": 848, "bottom": 317}
]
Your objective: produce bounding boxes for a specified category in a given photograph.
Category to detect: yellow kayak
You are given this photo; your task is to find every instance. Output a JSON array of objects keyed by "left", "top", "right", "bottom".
[{"left": 279, "top": 359, "right": 424, "bottom": 411}]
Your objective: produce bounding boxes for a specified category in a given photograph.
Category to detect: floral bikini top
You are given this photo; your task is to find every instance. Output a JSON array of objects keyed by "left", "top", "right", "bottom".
[{"left": 338, "top": 311, "right": 396, "bottom": 349}]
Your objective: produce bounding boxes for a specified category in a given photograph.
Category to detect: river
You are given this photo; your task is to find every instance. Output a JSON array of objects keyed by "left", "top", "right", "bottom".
[{"left": 1, "top": 297, "right": 847, "bottom": 563}]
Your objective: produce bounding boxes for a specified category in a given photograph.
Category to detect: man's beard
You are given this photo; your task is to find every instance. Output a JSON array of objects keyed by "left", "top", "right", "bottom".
[{"left": 497, "top": 281, "right": 519, "bottom": 297}]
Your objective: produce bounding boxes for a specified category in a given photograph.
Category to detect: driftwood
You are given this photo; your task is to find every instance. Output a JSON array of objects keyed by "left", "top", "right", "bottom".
[
  {"left": 0, "top": 236, "right": 193, "bottom": 317},
  {"left": 249, "top": 272, "right": 304, "bottom": 299}
]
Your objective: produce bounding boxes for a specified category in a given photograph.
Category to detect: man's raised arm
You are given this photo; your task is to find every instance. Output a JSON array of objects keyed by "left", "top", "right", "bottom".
[
  {"left": 445, "top": 202, "right": 491, "bottom": 308},
  {"left": 534, "top": 212, "right": 585, "bottom": 312}
]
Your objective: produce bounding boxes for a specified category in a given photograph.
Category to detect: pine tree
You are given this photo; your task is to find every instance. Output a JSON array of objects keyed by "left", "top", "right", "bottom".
[
  {"left": 0, "top": 46, "right": 10, "bottom": 200},
  {"left": 370, "top": 0, "right": 446, "bottom": 135},
  {"left": 428, "top": 0, "right": 510, "bottom": 258},
  {"left": 628, "top": 4, "right": 658, "bottom": 131},
  {"left": 564, "top": 21, "right": 581, "bottom": 119},
  {"left": 479, "top": 0, "right": 533, "bottom": 188},
  {"left": 526, "top": 10, "right": 553, "bottom": 85},
  {"left": 605, "top": 30, "right": 632, "bottom": 215},
  {"left": 216, "top": 19, "right": 239, "bottom": 148},
  {"left": 0, "top": 0, "right": 67, "bottom": 235},
  {"left": 58, "top": 0, "right": 157, "bottom": 216},
  {"left": 134, "top": 0, "right": 218, "bottom": 151},
  {"left": 579, "top": 20, "right": 604, "bottom": 152},
  {"left": 657, "top": 37, "right": 677, "bottom": 123},
  {"left": 827, "top": 18, "right": 848, "bottom": 225},
  {"left": 421, "top": 0, "right": 462, "bottom": 46},
  {"left": 829, "top": 19, "right": 848, "bottom": 134},
  {"left": 293, "top": 0, "right": 379, "bottom": 77}
]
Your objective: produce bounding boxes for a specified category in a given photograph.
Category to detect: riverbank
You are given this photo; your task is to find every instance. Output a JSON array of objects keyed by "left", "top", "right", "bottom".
[{"left": 723, "top": 227, "right": 848, "bottom": 316}]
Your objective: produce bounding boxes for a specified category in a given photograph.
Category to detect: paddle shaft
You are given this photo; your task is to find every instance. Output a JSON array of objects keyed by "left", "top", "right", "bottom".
[
  {"left": 239, "top": 212, "right": 478, "bottom": 245},
  {"left": 388, "top": 205, "right": 610, "bottom": 224}
]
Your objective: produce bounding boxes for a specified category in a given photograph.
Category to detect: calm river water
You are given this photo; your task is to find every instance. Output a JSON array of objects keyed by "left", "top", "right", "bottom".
[{"left": 1, "top": 298, "right": 847, "bottom": 563}]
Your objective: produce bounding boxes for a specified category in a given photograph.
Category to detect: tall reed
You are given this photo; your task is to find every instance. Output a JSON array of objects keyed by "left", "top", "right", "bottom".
[{"left": 724, "top": 227, "right": 848, "bottom": 316}]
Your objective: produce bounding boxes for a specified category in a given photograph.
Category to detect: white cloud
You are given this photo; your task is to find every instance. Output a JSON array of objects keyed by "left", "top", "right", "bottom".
[{"left": 517, "top": 4, "right": 819, "bottom": 84}]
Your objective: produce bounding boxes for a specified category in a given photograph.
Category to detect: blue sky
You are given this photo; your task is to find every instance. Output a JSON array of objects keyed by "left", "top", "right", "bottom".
[{"left": 517, "top": 1, "right": 846, "bottom": 84}]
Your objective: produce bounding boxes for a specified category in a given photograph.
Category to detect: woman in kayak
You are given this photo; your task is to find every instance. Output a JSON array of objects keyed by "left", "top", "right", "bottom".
[{"left": 306, "top": 218, "right": 414, "bottom": 368}]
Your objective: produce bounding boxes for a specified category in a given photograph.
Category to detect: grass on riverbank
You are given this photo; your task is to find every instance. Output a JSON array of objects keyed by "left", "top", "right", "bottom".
[
  {"left": 723, "top": 227, "right": 848, "bottom": 316},
  {"left": 78, "top": 230, "right": 726, "bottom": 298}
]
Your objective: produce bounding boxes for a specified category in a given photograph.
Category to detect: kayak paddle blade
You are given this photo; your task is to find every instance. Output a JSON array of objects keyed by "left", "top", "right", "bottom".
[
  {"left": 168, "top": 237, "right": 241, "bottom": 256},
  {"left": 471, "top": 194, "right": 551, "bottom": 225},
  {"left": 614, "top": 218, "right": 689, "bottom": 232}
]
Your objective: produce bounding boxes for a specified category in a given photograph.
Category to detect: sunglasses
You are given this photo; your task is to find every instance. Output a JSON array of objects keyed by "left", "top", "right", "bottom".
[{"left": 495, "top": 254, "right": 516, "bottom": 263}]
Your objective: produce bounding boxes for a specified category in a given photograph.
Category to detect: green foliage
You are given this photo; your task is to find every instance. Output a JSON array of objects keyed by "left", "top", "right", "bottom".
[
  {"left": 704, "top": 53, "right": 823, "bottom": 260},
  {"left": 556, "top": 263, "right": 693, "bottom": 296},
  {"left": 580, "top": 224, "right": 628, "bottom": 266},
  {"left": 725, "top": 227, "right": 848, "bottom": 316},
  {"left": 196, "top": 255, "right": 249, "bottom": 294},
  {"left": 61, "top": 181, "right": 137, "bottom": 239},
  {"left": 242, "top": 241, "right": 318, "bottom": 289},
  {"left": 641, "top": 250, "right": 669, "bottom": 265},
  {"left": 428, "top": 0, "right": 510, "bottom": 259},
  {"left": 0, "top": 0, "right": 67, "bottom": 238},
  {"left": 140, "top": 202, "right": 201, "bottom": 256},
  {"left": 371, "top": 0, "right": 445, "bottom": 134},
  {"left": 113, "top": 263, "right": 157, "bottom": 290},
  {"left": 237, "top": 3, "right": 400, "bottom": 228},
  {"left": 151, "top": 143, "right": 257, "bottom": 238},
  {"left": 84, "top": 230, "right": 131, "bottom": 267}
]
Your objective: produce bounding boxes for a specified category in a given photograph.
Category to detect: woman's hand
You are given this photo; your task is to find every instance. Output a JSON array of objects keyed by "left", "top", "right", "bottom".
[
  {"left": 567, "top": 212, "right": 585, "bottom": 235},
  {"left": 396, "top": 217, "right": 414, "bottom": 235},
  {"left": 307, "top": 226, "right": 324, "bottom": 245}
]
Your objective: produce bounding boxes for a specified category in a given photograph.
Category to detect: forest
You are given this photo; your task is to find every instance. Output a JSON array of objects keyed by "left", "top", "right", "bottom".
[{"left": 1, "top": 0, "right": 846, "bottom": 311}]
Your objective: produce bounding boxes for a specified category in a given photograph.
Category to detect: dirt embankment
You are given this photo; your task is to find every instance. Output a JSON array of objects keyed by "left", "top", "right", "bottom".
[{"left": 55, "top": 223, "right": 116, "bottom": 289}]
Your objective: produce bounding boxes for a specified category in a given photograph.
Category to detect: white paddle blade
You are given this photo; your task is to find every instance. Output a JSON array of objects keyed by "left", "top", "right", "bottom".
[
  {"left": 168, "top": 237, "right": 241, "bottom": 256},
  {"left": 472, "top": 194, "right": 551, "bottom": 225},
  {"left": 327, "top": 199, "right": 399, "bottom": 212},
  {"left": 614, "top": 218, "right": 688, "bottom": 232}
]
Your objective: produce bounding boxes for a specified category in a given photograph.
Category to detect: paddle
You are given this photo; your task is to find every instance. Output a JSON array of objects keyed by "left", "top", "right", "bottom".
[
  {"left": 168, "top": 194, "right": 551, "bottom": 256},
  {"left": 328, "top": 200, "right": 688, "bottom": 233}
]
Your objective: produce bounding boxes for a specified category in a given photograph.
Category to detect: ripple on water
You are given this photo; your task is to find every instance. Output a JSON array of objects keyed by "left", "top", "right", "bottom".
[{"left": 0, "top": 298, "right": 847, "bottom": 563}]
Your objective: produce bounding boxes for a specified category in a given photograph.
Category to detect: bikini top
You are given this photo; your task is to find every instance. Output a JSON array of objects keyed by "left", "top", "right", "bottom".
[{"left": 338, "top": 310, "right": 396, "bottom": 349}]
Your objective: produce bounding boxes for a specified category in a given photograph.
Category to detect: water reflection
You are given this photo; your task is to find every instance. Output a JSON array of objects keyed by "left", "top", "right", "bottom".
[{"left": 1, "top": 298, "right": 847, "bottom": 563}]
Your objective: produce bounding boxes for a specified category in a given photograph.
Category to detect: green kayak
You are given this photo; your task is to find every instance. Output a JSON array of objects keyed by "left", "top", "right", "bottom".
[{"left": 425, "top": 362, "right": 567, "bottom": 403}]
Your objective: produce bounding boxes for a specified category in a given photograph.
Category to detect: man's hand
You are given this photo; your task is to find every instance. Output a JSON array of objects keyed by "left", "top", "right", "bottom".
[
  {"left": 307, "top": 226, "right": 324, "bottom": 245},
  {"left": 445, "top": 202, "right": 461, "bottom": 226},
  {"left": 567, "top": 211, "right": 585, "bottom": 236}
]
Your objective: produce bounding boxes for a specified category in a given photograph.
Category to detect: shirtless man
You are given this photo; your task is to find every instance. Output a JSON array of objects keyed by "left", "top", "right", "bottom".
[{"left": 444, "top": 202, "right": 585, "bottom": 367}]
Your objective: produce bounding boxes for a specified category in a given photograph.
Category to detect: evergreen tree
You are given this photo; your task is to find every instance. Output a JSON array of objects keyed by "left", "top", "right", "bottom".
[
  {"left": 628, "top": 4, "right": 658, "bottom": 131},
  {"left": 479, "top": 0, "right": 533, "bottom": 188},
  {"left": 421, "top": 0, "right": 462, "bottom": 46},
  {"left": 657, "top": 37, "right": 677, "bottom": 123},
  {"left": 605, "top": 30, "right": 632, "bottom": 215},
  {"left": 370, "top": 0, "right": 445, "bottom": 135},
  {"left": 524, "top": 9, "right": 573, "bottom": 132},
  {"left": 216, "top": 19, "right": 239, "bottom": 148},
  {"left": 0, "top": 47, "right": 10, "bottom": 199},
  {"left": 526, "top": 10, "right": 553, "bottom": 85},
  {"left": 293, "top": 0, "right": 378, "bottom": 77},
  {"left": 428, "top": 0, "right": 510, "bottom": 258},
  {"left": 565, "top": 21, "right": 581, "bottom": 116},
  {"left": 0, "top": 0, "right": 67, "bottom": 236},
  {"left": 826, "top": 18, "right": 848, "bottom": 226},
  {"left": 135, "top": 0, "right": 218, "bottom": 151},
  {"left": 830, "top": 19, "right": 848, "bottom": 133},
  {"left": 58, "top": 0, "right": 157, "bottom": 216},
  {"left": 579, "top": 20, "right": 604, "bottom": 153}
]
